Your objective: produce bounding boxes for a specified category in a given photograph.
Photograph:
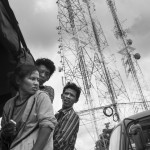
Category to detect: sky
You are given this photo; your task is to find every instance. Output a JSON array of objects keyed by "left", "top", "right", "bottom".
[{"left": 7, "top": 0, "right": 150, "bottom": 149}]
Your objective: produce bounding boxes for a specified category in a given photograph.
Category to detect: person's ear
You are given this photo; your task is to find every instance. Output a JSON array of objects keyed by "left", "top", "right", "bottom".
[{"left": 61, "top": 94, "right": 63, "bottom": 99}]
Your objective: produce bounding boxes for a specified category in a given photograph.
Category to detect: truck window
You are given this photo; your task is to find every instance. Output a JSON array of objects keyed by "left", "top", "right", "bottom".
[
  {"left": 128, "top": 120, "right": 150, "bottom": 150},
  {"left": 109, "top": 126, "right": 121, "bottom": 150}
]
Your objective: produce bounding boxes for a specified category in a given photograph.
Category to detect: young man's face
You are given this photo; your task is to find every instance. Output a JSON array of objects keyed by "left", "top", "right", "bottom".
[
  {"left": 61, "top": 88, "right": 77, "bottom": 109},
  {"left": 38, "top": 65, "right": 50, "bottom": 85}
]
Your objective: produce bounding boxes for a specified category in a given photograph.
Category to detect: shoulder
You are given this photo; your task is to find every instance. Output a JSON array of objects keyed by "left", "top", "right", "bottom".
[
  {"left": 3, "top": 94, "right": 18, "bottom": 110},
  {"left": 44, "top": 85, "right": 54, "bottom": 91},
  {"left": 70, "top": 108, "right": 78, "bottom": 115},
  {"left": 34, "top": 90, "right": 50, "bottom": 102},
  {"left": 35, "top": 90, "right": 49, "bottom": 97},
  {"left": 68, "top": 108, "right": 79, "bottom": 119},
  {"left": 40, "top": 86, "right": 54, "bottom": 94},
  {"left": 43, "top": 86, "right": 54, "bottom": 94},
  {"left": 42, "top": 86, "right": 54, "bottom": 102},
  {"left": 3, "top": 95, "right": 18, "bottom": 116}
]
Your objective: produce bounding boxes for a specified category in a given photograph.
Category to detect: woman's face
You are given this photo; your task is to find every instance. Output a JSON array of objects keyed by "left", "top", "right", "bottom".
[{"left": 19, "top": 70, "right": 39, "bottom": 95}]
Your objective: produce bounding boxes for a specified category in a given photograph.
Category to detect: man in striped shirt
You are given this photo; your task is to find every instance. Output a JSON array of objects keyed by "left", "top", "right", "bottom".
[{"left": 54, "top": 82, "right": 81, "bottom": 150}]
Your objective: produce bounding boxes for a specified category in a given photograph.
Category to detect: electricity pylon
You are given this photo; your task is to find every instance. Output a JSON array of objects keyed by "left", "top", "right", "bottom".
[
  {"left": 106, "top": 0, "right": 150, "bottom": 113},
  {"left": 56, "top": 0, "right": 131, "bottom": 142}
]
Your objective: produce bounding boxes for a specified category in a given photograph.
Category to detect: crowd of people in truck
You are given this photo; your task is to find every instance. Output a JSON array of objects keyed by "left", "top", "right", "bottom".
[{"left": 0, "top": 0, "right": 82, "bottom": 149}]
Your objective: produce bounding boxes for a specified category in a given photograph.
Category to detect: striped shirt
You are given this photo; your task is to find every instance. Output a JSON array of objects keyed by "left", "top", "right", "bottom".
[{"left": 54, "top": 107, "right": 79, "bottom": 150}]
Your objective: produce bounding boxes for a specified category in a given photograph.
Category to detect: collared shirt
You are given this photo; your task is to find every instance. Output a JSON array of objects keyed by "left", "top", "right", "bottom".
[
  {"left": 39, "top": 85, "right": 54, "bottom": 103},
  {"left": 54, "top": 107, "right": 79, "bottom": 150}
]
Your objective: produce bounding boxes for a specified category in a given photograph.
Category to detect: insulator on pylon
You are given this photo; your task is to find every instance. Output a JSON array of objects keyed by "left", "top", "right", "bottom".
[
  {"left": 59, "top": 44, "right": 62, "bottom": 48},
  {"left": 134, "top": 53, "right": 141, "bottom": 60},
  {"left": 103, "top": 107, "right": 113, "bottom": 117},
  {"left": 126, "top": 39, "right": 132, "bottom": 45},
  {"left": 58, "top": 38, "right": 62, "bottom": 42},
  {"left": 58, "top": 66, "right": 63, "bottom": 72},
  {"left": 113, "top": 113, "right": 119, "bottom": 122},
  {"left": 56, "top": 26, "right": 61, "bottom": 30}
]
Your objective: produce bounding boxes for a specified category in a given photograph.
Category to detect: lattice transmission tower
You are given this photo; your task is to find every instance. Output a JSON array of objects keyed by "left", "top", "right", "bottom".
[
  {"left": 106, "top": 0, "right": 150, "bottom": 113},
  {"left": 56, "top": 0, "right": 131, "bottom": 141}
]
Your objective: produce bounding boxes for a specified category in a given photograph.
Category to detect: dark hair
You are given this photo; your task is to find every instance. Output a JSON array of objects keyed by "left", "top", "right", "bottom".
[
  {"left": 63, "top": 82, "right": 81, "bottom": 102},
  {"left": 9, "top": 64, "right": 38, "bottom": 90},
  {"left": 35, "top": 58, "right": 56, "bottom": 77}
]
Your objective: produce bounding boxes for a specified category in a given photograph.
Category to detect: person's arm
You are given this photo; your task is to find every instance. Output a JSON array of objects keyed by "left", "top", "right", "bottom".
[
  {"left": 54, "top": 112, "right": 79, "bottom": 149},
  {"left": 45, "top": 86, "right": 54, "bottom": 103},
  {"left": 32, "top": 127, "right": 52, "bottom": 150},
  {"left": 32, "top": 92, "right": 57, "bottom": 150}
]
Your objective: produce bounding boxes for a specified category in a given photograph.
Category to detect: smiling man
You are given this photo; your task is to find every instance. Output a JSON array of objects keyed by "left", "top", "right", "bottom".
[
  {"left": 53, "top": 82, "right": 81, "bottom": 150},
  {"left": 35, "top": 58, "right": 56, "bottom": 103}
]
